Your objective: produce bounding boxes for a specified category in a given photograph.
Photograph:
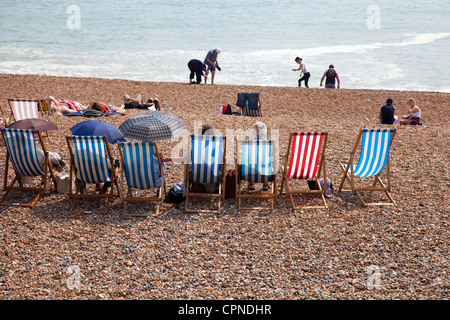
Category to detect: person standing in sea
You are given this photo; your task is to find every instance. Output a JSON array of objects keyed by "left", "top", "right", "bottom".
[
  {"left": 292, "top": 57, "right": 311, "bottom": 88},
  {"left": 187, "top": 59, "right": 206, "bottom": 84},
  {"left": 203, "top": 48, "right": 221, "bottom": 85},
  {"left": 320, "top": 64, "right": 340, "bottom": 89}
]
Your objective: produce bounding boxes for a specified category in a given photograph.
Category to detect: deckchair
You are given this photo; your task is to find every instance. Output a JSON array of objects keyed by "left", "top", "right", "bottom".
[
  {"left": 66, "top": 135, "right": 120, "bottom": 214},
  {"left": 183, "top": 134, "right": 226, "bottom": 213},
  {"left": 8, "top": 99, "right": 44, "bottom": 123},
  {"left": 236, "top": 92, "right": 262, "bottom": 117},
  {"left": 279, "top": 132, "right": 328, "bottom": 209},
  {"left": 338, "top": 128, "right": 396, "bottom": 207},
  {"left": 0, "top": 128, "right": 57, "bottom": 208},
  {"left": 236, "top": 139, "right": 277, "bottom": 211},
  {"left": 118, "top": 141, "right": 167, "bottom": 216}
]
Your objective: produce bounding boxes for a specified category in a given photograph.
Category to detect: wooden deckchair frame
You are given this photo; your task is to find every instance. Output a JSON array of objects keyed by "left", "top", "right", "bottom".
[
  {"left": 118, "top": 141, "right": 167, "bottom": 216},
  {"left": 66, "top": 135, "right": 120, "bottom": 214},
  {"left": 0, "top": 129, "right": 57, "bottom": 208},
  {"left": 338, "top": 128, "right": 396, "bottom": 207},
  {"left": 279, "top": 132, "right": 328, "bottom": 210},
  {"left": 0, "top": 103, "right": 9, "bottom": 127},
  {"left": 183, "top": 135, "right": 226, "bottom": 214},
  {"left": 235, "top": 139, "right": 277, "bottom": 211}
]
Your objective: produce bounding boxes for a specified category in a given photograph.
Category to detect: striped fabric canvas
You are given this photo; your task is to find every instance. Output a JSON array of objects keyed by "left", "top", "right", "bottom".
[
  {"left": 353, "top": 128, "right": 394, "bottom": 177},
  {"left": 240, "top": 139, "right": 273, "bottom": 183},
  {"left": 9, "top": 99, "right": 40, "bottom": 121},
  {"left": 287, "top": 132, "right": 324, "bottom": 179},
  {"left": 72, "top": 136, "right": 111, "bottom": 184},
  {"left": 2, "top": 128, "right": 44, "bottom": 177},
  {"left": 190, "top": 134, "right": 224, "bottom": 184},
  {"left": 242, "top": 93, "right": 261, "bottom": 117},
  {"left": 120, "top": 142, "right": 157, "bottom": 189}
]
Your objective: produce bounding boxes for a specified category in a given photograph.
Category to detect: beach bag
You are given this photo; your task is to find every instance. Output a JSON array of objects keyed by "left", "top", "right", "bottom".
[
  {"left": 39, "top": 99, "right": 48, "bottom": 112},
  {"left": 224, "top": 169, "right": 236, "bottom": 199},
  {"left": 83, "top": 109, "right": 105, "bottom": 117},
  {"left": 224, "top": 104, "right": 232, "bottom": 115},
  {"left": 189, "top": 182, "right": 205, "bottom": 193},
  {"left": 54, "top": 172, "right": 71, "bottom": 194},
  {"left": 165, "top": 182, "right": 185, "bottom": 204}
]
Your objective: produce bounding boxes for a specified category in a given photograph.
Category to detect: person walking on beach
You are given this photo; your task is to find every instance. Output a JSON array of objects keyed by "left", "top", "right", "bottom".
[
  {"left": 292, "top": 57, "right": 311, "bottom": 88},
  {"left": 188, "top": 59, "right": 206, "bottom": 84},
  {"left": 320, "top": 64, "right": 340, "bottom": 89},
  {"left": 203, "top": 48, "right": 221, "bottom": 85}
]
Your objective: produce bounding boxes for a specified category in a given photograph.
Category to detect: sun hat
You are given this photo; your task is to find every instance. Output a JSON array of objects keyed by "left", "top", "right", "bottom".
[{"left": 215, "top": 48, "right": 221, "bottom": 54}]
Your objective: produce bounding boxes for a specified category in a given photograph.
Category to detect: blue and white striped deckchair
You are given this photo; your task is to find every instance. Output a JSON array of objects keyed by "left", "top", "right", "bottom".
[
  {"left": 236, "top": 139, "right": 277, "bottom": 210},
  {"left": 66, "top": 135, "right": 119, "bottom": 214},
  {"left": 338, "top": 128, "right": 397, "bottom": 206},
  {"left": 184, "top": 134, "right": 226, "bottom": 213},
  {"left": 0, "top": 128, "right": 56, "bottom": 208},
  {"left": 119, "top": 141, "right": 166, "bottom": 216},
  {"left": 240, "top": 139, "right": 274, "bottom": 183}
]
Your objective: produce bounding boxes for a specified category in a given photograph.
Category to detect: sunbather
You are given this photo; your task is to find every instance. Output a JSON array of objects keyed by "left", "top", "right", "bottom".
[{"left": 47, "top": 96, "right": 88, "bottom": 115}]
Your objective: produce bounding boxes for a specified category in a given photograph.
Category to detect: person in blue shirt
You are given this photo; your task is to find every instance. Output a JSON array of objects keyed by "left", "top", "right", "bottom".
[
  {"left": 203, "top": 48, "right": 221, "bottom": 85},
  {"left": 187, "top": 59, "right": 206, "bottom": 84}
]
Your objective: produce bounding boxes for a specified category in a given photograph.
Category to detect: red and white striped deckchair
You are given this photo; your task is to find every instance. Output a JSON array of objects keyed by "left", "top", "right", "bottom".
[
  {"left": 280, "top": 132, "right": 328, "bottom": 209},
  {"left": 8, "top": 99, "right": 43, "bottom": 124}
]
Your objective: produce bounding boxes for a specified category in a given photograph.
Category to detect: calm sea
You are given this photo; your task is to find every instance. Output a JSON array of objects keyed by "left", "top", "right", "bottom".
[{"left": 1, "top": 0, "right": 449, "bottom": 92}]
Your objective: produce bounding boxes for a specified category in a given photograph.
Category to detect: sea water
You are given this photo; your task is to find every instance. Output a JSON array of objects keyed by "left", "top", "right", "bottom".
[{"left": 1, "top": 0, "right": 449, "bottom": 92}]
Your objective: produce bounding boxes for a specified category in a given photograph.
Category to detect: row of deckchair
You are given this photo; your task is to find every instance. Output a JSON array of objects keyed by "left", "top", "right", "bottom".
[{"left": 0, "top": 127, "right": 397, "bottom": 216}]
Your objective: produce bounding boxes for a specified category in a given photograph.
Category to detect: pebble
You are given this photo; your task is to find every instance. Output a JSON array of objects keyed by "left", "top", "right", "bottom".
[{"left": 0, "top": 75, "right": 448, "bottom": 300}]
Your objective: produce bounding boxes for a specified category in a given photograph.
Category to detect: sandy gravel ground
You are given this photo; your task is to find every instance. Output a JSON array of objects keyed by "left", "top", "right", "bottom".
[{"left": 0, "top": 74, "right": 448, "bottom": 300}]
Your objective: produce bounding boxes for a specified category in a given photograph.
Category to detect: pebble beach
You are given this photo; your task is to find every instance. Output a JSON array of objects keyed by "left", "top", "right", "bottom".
[{"left": 0, "top": 74, "right": 448, "bottom": 300}]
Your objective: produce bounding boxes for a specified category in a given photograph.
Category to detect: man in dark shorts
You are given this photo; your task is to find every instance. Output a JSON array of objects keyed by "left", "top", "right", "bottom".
[
  {"left": 188, "top": 59, "right": 206, "bottom": 84},
  {"left": 320, "top": 64, "right": 340, "bottom": 89},
  {"left": 203, "top": 48, "right": 221, "bottom": 85}
]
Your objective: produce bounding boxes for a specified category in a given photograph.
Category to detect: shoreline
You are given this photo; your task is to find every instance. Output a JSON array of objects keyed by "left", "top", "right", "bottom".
[
  {"left": 0, "top": 73, "right": 448, "bottom": 300},
  {"left": 1, "top": 73, "right": 449, "bottom": 94}
]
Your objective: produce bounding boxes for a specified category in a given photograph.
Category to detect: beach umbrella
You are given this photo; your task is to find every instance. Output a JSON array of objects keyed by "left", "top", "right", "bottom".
[
  {"left": 6, "top": 118, "right": 58, "bottom": 132},
  {"left": 118, "top": 111, "right": 188, "bottom": 141},
  {"left": 70, "top": 120, "right": 125, "bottom": 144}
]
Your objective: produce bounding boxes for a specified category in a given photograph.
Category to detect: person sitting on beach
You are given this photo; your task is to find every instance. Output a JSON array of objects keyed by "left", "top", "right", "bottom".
[
  {"left": 320, "top": 64, "right": 340, "bottom": 89},
  {"left": 20, "top": 147, "right": 66, "bottom": 184},
  {"left": 47, "top": 96, "right": 89, "bottom": 115},
  {"left": 379, "top": 98, "right": 398, "bottom": 125},
  {"left": 401, "top": 98, "right": 422, "bottom": 125},
  {"left": 247, "top": 121, "right": 270, "bottom": 192}
]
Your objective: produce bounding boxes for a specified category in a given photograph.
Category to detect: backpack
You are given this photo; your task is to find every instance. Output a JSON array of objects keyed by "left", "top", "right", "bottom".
[
  {"left": 83, "top": 109, "right": 105, "bottom": 117},
  {"left": 327, "top": 69, "right": 336, "bottom": 77},
  {"left": 165, "top": 182, "right": 185, "bottom": 204},
  {"left": 224, "top": 104, "right": 232, "bottom": 115},
  {"left": 224, "top": 169, "right": 236, "bottom": 199}
]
